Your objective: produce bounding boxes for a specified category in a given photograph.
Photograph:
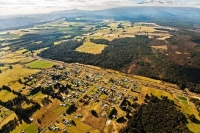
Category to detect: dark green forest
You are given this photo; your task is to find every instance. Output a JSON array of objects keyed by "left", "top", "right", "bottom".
[{"left": 120, "top": 95, "right": 192, "bottom": 133}]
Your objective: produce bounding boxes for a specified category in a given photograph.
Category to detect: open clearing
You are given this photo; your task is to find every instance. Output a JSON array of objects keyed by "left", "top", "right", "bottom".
[
  {"left": 76, "top": 39, "right": 106, "bottom": 54},
  {"left": 0, "top": 64, "right": 40, "bottom": 86},
  {"left": 0, "top": 113, "right": 18, "bottom": 129},
  {"left": 88, "top": 21, "right": 171, "bottom": 42},
  {"left": 26, "top": 60, "right": 54, "bottom": 69},
  {"left": 151, "top": 45, "right": 168, "bottom": 50},
  {"left": 0, "top": 90, "right": 17, "bottom": 102},
  {"left": 133, "top": 75, "right": 162, "bottom": 83},
  {"left": 33, "top": 47, "right": 49, "bottom": 55}
]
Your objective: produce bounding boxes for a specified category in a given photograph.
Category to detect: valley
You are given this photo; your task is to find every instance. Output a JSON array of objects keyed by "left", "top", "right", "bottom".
[{"left": 1, "top": 18, "right": 200, "bottom": 133}]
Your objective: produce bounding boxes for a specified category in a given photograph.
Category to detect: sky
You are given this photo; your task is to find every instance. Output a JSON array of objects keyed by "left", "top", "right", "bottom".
[{"left": 0, "top": 0, "right": 200, "bottom": 16}]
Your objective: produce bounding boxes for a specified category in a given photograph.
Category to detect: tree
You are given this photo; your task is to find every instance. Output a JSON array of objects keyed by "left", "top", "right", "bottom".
[
  {"left": 90, "top": 110, "right": 98, "bottom": 117},
  {"left": 0, "top": 70, "right": 2, "bottom": 73},
  {"left": 18, "top": 78, "right": 22, "bottom": 84},
  {"left": 37, "top": 119, "right": 41, "bottom": 124},
  {"left": 189, "top": 114, "right": 198, "bottom": 123},
  {"left": 9, "top": 65, "right": 13, "bottom": 69}
]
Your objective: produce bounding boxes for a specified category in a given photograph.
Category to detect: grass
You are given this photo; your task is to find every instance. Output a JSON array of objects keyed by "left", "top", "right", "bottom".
[
  {"left": 0, "top": 90, "right": 17, "bottom": 102},
  {"left": 0, "top": 67, "right": 8, "bottom": 70},
  {"left": 33, "top": 47, "right": 49, "bottom": 55},
  {"left": 19, "top": 58, "right": 36, "bottom": 64},
  {"left": 0, "top": 53, "right": 28, "bottom": 64},
  {"left": 90, "top": 21, "right": 170, "bottom": 42},
  {"left": 59, "top": 114, "right": 101, "bottom": 133},
  {"left": 24, "top": 124, "right": 38, "bottom": 133},
  {"left": 0, "top": 64, "right": 40, "bottom": 86},
  {"left": 128, "top": 26, "right": 156, "bottom": 33},
  {"left": 178, "top": 101, "right": 200, "bottom": 132},
  {"left": 149, "top": 88, "right": 177, "bottom": 104},
  {"left": 15, "top": 49, "right": 28, "bottom": 54},
  {"left": 11, "top": 121, "right": 32, "bottom": 133},
  {"left": 177, "top": 96, "right": 188, "bottom": 105},
  {"left": 21, "top": 102, "right": 33, "bottom": 109},
  {"left": 54, "top": 40, "right": 68, "bottom": 45},
  {"left": 52, "top": 106, "right": 66, "bottom": 114},
  {"left": 60, "top": 35, "right": 71, "bottom": 39},
  {"left": 26, "top": 60, "right": 54, "bottom": 69},
  {"left": 32, "top": 92, "right": 47, "bottom": 105},
  {"left": 1, "top": 46, "right": 10, "bottom": 51},
  {"left": 0, "top": 58, "right": 23, "bottom": 64},
  {"left": 0, "top": 113, "right": 18, "bottom": 129},
  {"left": 0, "top": 107, "right": 13, "bottom": 123},
  {"left": 133, "top": 75, "right": 162, "bottom": 83},
  {"left": 76, "top": 38, "right": 106, "bottom": 54},
  {"left": 8, "top": 82, "right": 24, "bottom": 91}
]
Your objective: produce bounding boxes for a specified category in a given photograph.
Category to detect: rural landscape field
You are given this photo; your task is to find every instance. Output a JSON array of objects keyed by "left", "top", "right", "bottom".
[{"left": 1, "top": 0, "right": 200, "bottom": 133}]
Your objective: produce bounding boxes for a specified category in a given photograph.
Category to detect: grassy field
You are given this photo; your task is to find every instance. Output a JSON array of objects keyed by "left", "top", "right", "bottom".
[
  {"left": 0, "top": 113, "right": 18, "bottom": 129},
  {"left": 89, "top": 21, "right": 171, "bottom": 42},
  {"left": 33, "top": 47, "right": 49, "bottom": 55},
  {"left": 178, "top": 99, "right": 200, "bottom": 132},
  {"left": 133, "top": 75, "right": 162, "bottom": 83},
  {"left": 150, "top": 88, "right": 177, "bottom": 102},
  {"left": 0, "top": 58, "right": 23, "bottom": 64},
  {"left": 24, "top": 124, "right": 38, "bottom": 133},
  {"left": 10, "top": 121, "right": 37, "bottom": 133},
  {"left": 1, "top": 47, "right": 10, "bottom": 51},
  {"left": 0, "top": 67, "right": 8, "bottom": 70},
  {"left": 0, "top": 90, "right": 17, "bottom": 102},
  {"left": 26, "top": 60, "right": 54, "bottom": 69},
  {"left": 15, "top": 49, "right": 28, "bottom": 54},
  {"left": 54, "top": 40, "right": 68, "bottom": 45},
  {"left": 0, "top": 53, "right": 28, "bottom": 64},
  {"left": 19, "top": 58, "right": 36, "bottom": 64},
  {"left": 0, "top": 64, "right": 40, "bottom": 86},
  {"left": 76, "top": 38, "right": 106, "bottom": 54},
  {"left": 0, "top": 107, "right": 13, "bottom": 123}
]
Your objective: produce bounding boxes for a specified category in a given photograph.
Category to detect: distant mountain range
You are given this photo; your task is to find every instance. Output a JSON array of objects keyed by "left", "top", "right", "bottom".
[
  {"left": 138, "top": 0, "right": 174, "bottom": 4},
  {"left": 0, "top": 6, "right": 200, "bottom": 31}
]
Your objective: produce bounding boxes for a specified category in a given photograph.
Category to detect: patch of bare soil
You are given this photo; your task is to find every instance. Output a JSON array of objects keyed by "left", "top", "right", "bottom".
[
  {"left": 166, "top": 40, "right": 197, "bottom": 65},
  {"left": 82, "top": 113, "right": 107, "bottom": 131}
]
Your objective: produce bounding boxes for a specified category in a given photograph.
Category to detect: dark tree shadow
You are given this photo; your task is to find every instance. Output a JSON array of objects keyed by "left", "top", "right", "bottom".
[
  {"left": 91, "top": 110, "right": 98, "bottom": 117},
  {"left": 67, "top": 106, "right": 78, "bottom": 115},
  {"left": 71, "top": 120, "right": 76, "bottom": 126},
  {"left": 116, "top": 117, "right": 127, "bottom": 123}
]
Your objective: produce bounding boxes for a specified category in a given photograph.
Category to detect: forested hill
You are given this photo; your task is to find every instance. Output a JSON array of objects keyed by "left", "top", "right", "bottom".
[
  {"left": 39, "top": 36, "right": 200, "bottom": 93},
  {"left": 120, "top": 95, "right": 192, "bottom": 133},
  {"left": 1, "top": 7, "right": 200, "bottom": 31}
]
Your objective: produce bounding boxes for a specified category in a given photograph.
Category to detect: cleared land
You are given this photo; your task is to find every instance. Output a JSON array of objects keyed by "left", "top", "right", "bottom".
[
  {"left": 26, "top": 60, "right": 54, "bottom": 69},
  {"left": 0, "top": 90, "right": 17, "bottom": 102},
  {"left": 76, "top": 39, "right": 106, "bottom": 54},
  {"left": 0, "top": 64, "right": 40, "bottom": 86}
]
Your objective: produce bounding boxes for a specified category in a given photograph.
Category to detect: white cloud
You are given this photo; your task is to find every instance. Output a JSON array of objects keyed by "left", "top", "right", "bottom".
[
  {"left": 0, "top": 0, "right": 136, "bottom": 16},
  {"left": 0, "top": 0, "right": 199, "bottom": 16}
]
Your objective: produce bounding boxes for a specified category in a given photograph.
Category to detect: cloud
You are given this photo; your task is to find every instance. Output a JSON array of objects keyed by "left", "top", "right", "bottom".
[
  {"left": 0, "top": 0, "right": 136, "bottom": 16},
  {"left": 0, "top": 0, "right": 199, "bottom": 16}
]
